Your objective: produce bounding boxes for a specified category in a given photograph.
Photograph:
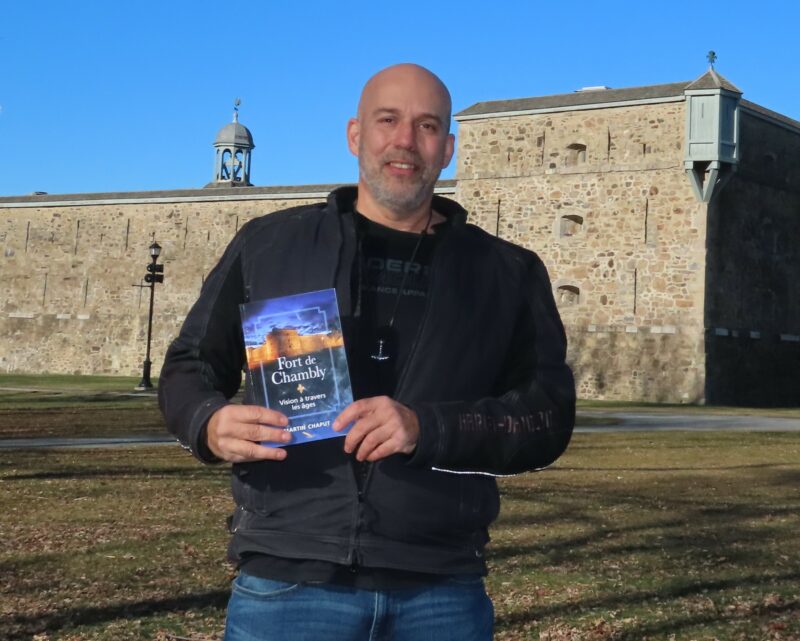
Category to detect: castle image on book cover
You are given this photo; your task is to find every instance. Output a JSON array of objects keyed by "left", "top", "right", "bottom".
[{"left": 240, "top": 289, "right": 353, "bottom": 446}]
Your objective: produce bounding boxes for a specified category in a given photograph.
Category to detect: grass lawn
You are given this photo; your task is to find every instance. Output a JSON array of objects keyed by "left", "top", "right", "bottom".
[
  {"left": 577, "top": 400, "right": 800, "bottom": 419},
  {"left": 0, "top": 374, "right": 150, "bottom": 393},
  {"left": 0, "top": 375, "right": 163, "bottom": 438},
  {"left": 2, "top": 373, "right": 798, "bottom": 441},
  {"left": 0, "top": 394, "right": 163, "bottom": 439},
  {"left": 1, "top": 431, "right": 798, "bottom": 640}
]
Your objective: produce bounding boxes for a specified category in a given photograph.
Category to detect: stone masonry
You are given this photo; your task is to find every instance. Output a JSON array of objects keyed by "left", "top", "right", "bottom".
[
  {"left": 454, "top": 100, "right": 708, "bottom": 401},
  {"left": 0, "top": 191, "right": 323, "bottom": 376},
  {"left": 1, "top": 73, "right": 798, "bottom": 404}
]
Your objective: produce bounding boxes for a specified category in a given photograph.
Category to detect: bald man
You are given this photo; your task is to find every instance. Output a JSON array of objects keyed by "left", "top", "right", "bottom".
[{"left": 160, "top": 64, "right": 575, "bottom": 640}]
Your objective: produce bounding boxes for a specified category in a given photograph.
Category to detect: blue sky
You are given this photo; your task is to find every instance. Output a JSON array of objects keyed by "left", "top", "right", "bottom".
[{"left": 1, "top": 0, "right": 797, "bottom": 196}]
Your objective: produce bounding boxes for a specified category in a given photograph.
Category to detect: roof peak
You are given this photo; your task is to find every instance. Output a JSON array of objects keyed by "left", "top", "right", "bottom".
[
  {"left": 456, "top": 80, "right": 690, "bottom": 119},
  {"left": 685, "top": 69, "right": 742, "bottom": 93},
  {"left": 214, "top": 99, "right": 254, "bottom": 148}
]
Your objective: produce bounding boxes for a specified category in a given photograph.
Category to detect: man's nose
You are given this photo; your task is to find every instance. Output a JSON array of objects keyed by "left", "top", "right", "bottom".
[{"left": 393, "top": 121, "right": 416, "bottom": 150}]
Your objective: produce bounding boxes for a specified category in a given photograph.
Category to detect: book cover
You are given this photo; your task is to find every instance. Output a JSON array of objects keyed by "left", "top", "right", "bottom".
[{"left": 239, "top": 288, "right": 353, "bottom": 447}]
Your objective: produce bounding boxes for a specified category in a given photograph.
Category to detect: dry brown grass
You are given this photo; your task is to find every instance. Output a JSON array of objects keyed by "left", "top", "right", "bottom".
[{"left": 0, "top": 431, "right": 798, "bottom": 640}]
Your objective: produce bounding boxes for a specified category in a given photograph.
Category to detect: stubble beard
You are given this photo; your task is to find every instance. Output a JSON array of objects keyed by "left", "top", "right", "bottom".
[{"left": 358, "top": 152, "right": 441, "bottom": 216}]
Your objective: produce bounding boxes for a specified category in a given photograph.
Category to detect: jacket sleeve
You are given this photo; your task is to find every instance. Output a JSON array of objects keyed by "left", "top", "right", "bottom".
[
  {"left": 407, "top": 255, "right": 575, "bottom": 475},
  {"left": 157, "top": 233, "right": 248, "bottom": 463}
]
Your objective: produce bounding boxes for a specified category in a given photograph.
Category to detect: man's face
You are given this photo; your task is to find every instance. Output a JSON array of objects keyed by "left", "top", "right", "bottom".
[{"left": 348, "top": 66, "right": 455, "bottom": 216}]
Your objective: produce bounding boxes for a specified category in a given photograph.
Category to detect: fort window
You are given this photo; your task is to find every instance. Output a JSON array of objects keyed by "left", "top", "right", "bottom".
[
  {"left": 220, "top": 150, "right": 232, "bottom": 180},
  {"left": 233, "top": 150, "right": 245, "bottom": 181},
  {"left": 559, "top": 214, "right": 584, "bottom": 237},
  {"left": 556, "top": 285, "right": 580, "bottom": 307},
  {"left": 565, "top": 143, "right": 587, "bottom": 166}
]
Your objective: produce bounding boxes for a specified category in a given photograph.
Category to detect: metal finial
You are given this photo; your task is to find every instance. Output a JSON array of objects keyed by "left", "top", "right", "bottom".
[
  {"left": 233, "top": 98, "right": 241, "bottom": 122},
  {"left": 707, "top": 51, "right": 717, "bottom": 69}
]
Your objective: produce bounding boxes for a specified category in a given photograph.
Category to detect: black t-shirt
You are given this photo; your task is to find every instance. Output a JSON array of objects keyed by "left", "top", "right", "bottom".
[
  {"left": 348, "top": 210, "right": 441, "bottom": 399},
  {"left": 241, "top": 210, "right": 450, "bottom": 589}
]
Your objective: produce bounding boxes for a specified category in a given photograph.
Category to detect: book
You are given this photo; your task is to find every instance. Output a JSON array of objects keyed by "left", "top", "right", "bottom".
[{"left": 239, "top": 288, "right": 353, "bottom": 447}]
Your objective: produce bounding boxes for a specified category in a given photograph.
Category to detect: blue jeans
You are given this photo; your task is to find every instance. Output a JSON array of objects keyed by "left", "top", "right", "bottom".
[{"left": 224, "top": 572, "right": 494, "bottom": 641}]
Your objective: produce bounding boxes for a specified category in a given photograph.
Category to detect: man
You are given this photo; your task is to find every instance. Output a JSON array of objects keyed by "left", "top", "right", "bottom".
[{"left": 159, "top": 64, "right": 575, "bottom": 640}]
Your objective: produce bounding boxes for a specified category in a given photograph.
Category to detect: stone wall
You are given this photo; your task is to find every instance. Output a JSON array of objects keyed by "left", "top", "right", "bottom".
[
  {"left": 457, "top": 100, "right": 686, "bottom": 181},
  {"left": 0, "top": 195, "right": 322, "bottom": 376},
  {"left": 455, "top": 101, "right": 708, "bottom": 402},
  {"left": 2, "top": 93, "right": 798, "bottom": 405},
  {"left": 703, "top": 109, "right": 800, "bottom": 405}
]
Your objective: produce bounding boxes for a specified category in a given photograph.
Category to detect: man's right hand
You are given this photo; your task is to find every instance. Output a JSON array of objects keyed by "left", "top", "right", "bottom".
[{"left": 206, "top": 405, "right": 291, "bottom": 463}]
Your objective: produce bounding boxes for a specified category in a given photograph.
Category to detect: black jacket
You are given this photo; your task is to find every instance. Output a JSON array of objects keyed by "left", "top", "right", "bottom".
[{"left": 159, "top": 186, "right": 575, "bottom": 575}]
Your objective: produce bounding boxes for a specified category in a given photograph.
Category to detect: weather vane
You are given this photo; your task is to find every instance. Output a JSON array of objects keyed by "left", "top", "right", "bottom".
[
  {"left": 707, "top": 51, "right": 717, "bottom": 69},
  {"left": 233, "top": 97, "right": 241, "bottom": 122}
]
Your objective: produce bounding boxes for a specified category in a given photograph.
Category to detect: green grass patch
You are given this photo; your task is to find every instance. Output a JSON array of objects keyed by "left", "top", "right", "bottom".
[
  {"left": 0, "top": 373, "right": 150, "bottom": 393},
  {"left": 2, "top": 373, "right": 797, "bottom": 439},
  {"left": 0, "top": 375, "right": 165, "bottom": 438},
  {"left": 577, "top": 399, "right": 800, "bottom": 419},
  {"left": 1, "top": 432, "right": 798, "bottom": 640},
  {"left": 0, "top": 392, "right": 616, "bottom": 440},
  {"left": 0, "top": 379, "right": 621, "bottom": 438}
]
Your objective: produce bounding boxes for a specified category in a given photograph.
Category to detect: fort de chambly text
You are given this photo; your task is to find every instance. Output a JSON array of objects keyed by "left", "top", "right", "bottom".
[{"left": 272, "top": 354, "right": 327, "bottom": 385}]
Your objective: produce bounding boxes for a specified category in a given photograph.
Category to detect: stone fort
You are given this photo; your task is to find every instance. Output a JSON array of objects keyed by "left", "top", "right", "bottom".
[
  {"left": 1, "top": 68, "right": 798, "bottom": 405},
  {"left": 247, "top": 329, "right": 345, "bottom": 369}
]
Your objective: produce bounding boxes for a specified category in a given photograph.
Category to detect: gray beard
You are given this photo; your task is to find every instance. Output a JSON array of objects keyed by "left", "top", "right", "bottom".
[{"left": 358, "top": 156, "right": 440, "bottom": 215}]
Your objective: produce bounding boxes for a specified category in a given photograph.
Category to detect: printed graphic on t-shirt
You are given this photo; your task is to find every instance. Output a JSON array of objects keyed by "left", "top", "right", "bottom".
[{"left": 362, "top": 256, "right": 430, "bottom": 298}]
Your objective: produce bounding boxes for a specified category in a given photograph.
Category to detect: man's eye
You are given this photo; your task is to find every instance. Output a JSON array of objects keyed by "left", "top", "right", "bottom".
[{"left": 420, "top": 122, "right": 437, "bottom": 131}]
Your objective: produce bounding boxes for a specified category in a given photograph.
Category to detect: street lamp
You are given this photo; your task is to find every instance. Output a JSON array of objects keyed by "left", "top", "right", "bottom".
[{"left": 135, "top": 241, "right": 164, "bottom": 390}]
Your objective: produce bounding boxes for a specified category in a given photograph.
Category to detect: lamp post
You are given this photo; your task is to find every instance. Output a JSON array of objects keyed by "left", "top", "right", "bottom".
[{"left": 135, "top": 241, "right": 164, "bottom": 391}]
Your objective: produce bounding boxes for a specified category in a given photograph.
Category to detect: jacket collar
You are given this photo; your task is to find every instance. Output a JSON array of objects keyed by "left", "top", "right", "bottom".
[{"left": 327, "top": 185, "right": 468, "bottom": 226}]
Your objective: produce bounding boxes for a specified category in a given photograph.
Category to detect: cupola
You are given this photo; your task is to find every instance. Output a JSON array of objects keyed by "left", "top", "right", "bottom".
[{"left": 208, "top": 99, "right": 255, "bottom": 187}]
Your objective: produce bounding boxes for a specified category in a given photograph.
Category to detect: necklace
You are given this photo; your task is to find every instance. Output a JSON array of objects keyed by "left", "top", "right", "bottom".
[{"left": 367, "top": 208, "right": 434, "bottom": 363}]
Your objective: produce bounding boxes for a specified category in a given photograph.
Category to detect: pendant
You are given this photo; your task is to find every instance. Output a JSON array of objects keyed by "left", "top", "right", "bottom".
[
  {"left": 371, "top": 338, "right": 391, "bottom": 362},
  {"left": 370, "top": 326, "right": 395, "bottom": 362}
]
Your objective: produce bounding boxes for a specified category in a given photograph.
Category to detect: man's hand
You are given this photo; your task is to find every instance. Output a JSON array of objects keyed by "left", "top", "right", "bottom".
[
  {"left": 333, "top": 396, "right": 419, "bottom": 462},
  {"left": 206, "top": 405, "right": 291, "bottom": 463}
]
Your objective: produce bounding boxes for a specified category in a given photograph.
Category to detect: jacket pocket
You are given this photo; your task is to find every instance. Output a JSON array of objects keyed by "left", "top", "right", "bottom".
[
  {"left": 366, "top": 460, "right": 499, "bottom": 542},
  {"left": 457, "top": 474, "right": 500, "bottom": 532}
]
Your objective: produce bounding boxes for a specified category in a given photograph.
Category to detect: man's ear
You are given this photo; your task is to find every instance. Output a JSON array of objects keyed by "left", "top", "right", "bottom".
[
  {"left": 346, "top": 118, "right": 360, "bottom": 157},
  {"left": 442, "top": 133, "right": 455, "bottom": 169}
]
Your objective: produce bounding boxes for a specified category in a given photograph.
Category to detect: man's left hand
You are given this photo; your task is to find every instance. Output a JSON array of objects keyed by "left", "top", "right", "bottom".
[{"left": 333, "top": 396, "right": 419, "bottom": 462}]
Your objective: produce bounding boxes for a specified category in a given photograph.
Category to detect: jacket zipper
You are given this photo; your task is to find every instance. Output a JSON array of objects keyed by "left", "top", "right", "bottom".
[
  {"left": 393, "top": 232, "right": 443, "bottom": 399},
  {"left": 359, "top": 228, "right": 444, "bottom": 506},
  {"left": 339, "top": 208, "right": 364, "bottom": 568},
  {"left": 343, "top": 211, "right": 445, "bottom": 567}
]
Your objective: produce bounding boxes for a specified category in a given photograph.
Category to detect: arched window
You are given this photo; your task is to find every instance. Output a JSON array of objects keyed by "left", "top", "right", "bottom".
[
  {"left": 220, "top": 150, "right": 232, "bottom": 180},
  {"left": 556, "top": 285, "right": 580, "bottom": 307},
  {"left": 565, "top": 143, "right": 587, "bottom": 166},
  {"left": 559, "top": 214, "right": 584, "bottom": 237},
  {"left": 233, "top": 150, "right": 244, "bottom": 181}
]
